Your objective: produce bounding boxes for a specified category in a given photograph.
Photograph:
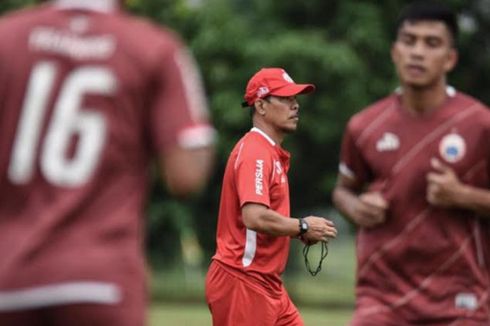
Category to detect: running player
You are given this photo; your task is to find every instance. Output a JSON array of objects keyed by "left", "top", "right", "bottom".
[
  {"left": 333, "top": 1, "right": 490, "bottom": 325},
  {"left": 0, "top": 0, "right": 215, "bottom": 325}
]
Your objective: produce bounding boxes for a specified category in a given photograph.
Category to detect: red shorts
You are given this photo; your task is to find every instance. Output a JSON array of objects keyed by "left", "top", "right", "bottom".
[{"left": 205, "top": 261, "right": 303, "bottom": 326}]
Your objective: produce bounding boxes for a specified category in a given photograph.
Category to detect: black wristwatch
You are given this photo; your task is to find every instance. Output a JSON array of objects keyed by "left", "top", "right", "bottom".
[{"left": 298, "top": 218, "right": 308, "bottom": 236}]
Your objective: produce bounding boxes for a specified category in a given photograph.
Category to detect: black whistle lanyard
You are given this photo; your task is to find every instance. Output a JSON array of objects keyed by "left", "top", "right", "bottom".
[{"left": 302, "top": 241, "right": 329, "bottom": 276}]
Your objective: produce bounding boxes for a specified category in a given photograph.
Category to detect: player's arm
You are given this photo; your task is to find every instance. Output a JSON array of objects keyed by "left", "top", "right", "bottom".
[
  {"left": 152, "top": 35, "right": 216, "bottom": 197},
  {"left": 332, "top": 173, "right": 388, "bottom": 228},
  {"left": 426, "top": 158, "right": 490, "bottom": 216},
  {"left": 242, "top": 203, "right": 337, "bottom": 242},
  {"left": 333, "top": 121, "right": 388, "bottom": 228},
  {"left": 160, "top": 145, "right": 214, "bottom": 197}
]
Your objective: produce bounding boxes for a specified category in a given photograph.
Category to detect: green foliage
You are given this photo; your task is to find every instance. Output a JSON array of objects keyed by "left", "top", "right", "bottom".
[
  {"left": 2, "top": 0, "right": 489, "bottom": 270},
  {"left": 151, "top": 0, "right": 490, "bottom": 267},
  {"left": 0, "top": 0, "right": 33, "bottom": 12}
]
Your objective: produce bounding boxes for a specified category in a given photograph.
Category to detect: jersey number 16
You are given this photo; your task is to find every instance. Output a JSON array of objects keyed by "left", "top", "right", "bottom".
[{"left": 8, "top": 61, "right": 117, "bottom": 187}]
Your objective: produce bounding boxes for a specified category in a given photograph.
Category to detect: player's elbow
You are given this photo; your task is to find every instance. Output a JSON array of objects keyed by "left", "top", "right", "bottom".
[
  {"left": 160, "top": 147, "right": 215, "bottom": 197},
  {"left": 242, "top": 214, "right": 260, "bottom": 231},
  {"left": 331, "top": 186, "right": 343, "bottom": 209}
]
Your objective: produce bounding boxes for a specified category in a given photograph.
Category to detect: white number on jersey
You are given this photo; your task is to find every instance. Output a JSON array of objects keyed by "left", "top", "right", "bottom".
[{"left": 8, "top": 61, "right": 117, "bottom": 187}]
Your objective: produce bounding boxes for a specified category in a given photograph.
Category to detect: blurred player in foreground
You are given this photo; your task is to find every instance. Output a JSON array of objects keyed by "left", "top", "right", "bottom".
[
  {"left": 333, "top": 1, "right": 490, "bottom": 325},
  {"left": 206, "top": 67, "right": 337, "bottom": 326},
  {"left": 0, "top": 0, "right": 215, "bottom": 325}
]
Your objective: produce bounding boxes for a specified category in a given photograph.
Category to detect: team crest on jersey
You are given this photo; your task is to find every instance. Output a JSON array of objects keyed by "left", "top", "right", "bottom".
[
  {"left": 376, "top": 132, "right": 399, "bottom": 152},
  {"left": 439, "top": 133, "right": 466, "bottom": 163}
]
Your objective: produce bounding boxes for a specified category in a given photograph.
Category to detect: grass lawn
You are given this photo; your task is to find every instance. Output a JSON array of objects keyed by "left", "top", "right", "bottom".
[
  {"left": 149, "top": 233, "right": 357, "bottom": 325},
  {"left": 151, "top": 238, "right": 357, "bottom": 306},
  {"left": 149, "top": 303, "right": 353, "bottom": 326}
]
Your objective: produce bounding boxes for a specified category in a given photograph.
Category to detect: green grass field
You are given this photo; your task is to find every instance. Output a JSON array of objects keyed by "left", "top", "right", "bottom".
[
  {"left": 149, "top": 234, "right": 356, "bottom": 325},
  {"left": 149, "top": 303, "right": 353, "bottom": 325}
]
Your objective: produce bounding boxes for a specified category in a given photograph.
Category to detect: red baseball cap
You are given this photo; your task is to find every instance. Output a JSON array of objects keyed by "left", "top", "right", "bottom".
[{"left": 242, "top": 68, "right": 315, "bottom": 107}]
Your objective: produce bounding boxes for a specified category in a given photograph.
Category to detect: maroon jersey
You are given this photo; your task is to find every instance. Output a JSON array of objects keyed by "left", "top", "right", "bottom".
[
  {"left": 340, "top": 89, "right": 490, "bottom": 323},
  {"left": 0, "top": 0, "right": 214, "bottom": 310}
]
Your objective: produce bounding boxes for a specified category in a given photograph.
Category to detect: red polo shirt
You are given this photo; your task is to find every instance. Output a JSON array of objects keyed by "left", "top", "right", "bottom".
[{"left": 212, "top": 127, "right": 292, "bottom": 296}]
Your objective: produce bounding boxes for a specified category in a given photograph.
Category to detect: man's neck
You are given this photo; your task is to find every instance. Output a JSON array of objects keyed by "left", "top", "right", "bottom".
[
  {"left": 252, "top": 121, "right": 284, "bottom": 145},
  {"left": 400, "top": 82, "right": 449, "bottom": 116}
]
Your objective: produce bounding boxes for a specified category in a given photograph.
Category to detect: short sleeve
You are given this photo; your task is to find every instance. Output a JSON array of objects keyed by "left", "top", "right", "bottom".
[
  {"left": 234, "top": 142, "right": 272, "bottom": 208},
  {"left": 149, "top": 33, "right": 215, "bottom": 154},
  {"left": 339, "top": 120, "right": 372, "bottom": 186}
]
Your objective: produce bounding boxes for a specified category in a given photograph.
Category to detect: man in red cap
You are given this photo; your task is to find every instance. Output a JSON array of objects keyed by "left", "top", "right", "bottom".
[{"left": 205, "top": 67, "right": 337, "bottom": 326}]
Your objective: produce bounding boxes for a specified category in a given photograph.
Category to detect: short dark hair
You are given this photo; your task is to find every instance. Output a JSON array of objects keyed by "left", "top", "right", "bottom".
[
  {"left": 245, "top": 96, "right": 272, "bottom": 118},
  {"left": 396, "top": 1, "right": 459, "bottom": 46}
]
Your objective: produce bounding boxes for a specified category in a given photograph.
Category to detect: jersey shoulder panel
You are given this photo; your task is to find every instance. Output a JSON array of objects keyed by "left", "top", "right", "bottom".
[
  {"left": 449, "top": 92, "right": 490, "bottom": 134},
  {"left": 238, "top": 132, "right": 274, "bottom": 161},
  {"left": 229, "top": 133, "right": 275, "bottom": 177},
  {"left": 0, "top": 5, "right": 38, "bottom": 21},
  {"left": 109, "top": 13, "right": 185, "bottom": 68},
  {"left": 347, "top": 94, "right": 397, "bottom": 137},
  {"left": 455, "top": 92, "right": 490, "bottom": 114},
  {"left": 0, "top": 5, "right": 49, "bottom": 34}
]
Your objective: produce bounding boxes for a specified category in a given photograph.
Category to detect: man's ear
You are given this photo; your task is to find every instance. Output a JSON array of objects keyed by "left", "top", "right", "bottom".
[
  {"left": 255, "top": 100, "right": 267, "bottom": 116},
  {"left": 444, "top": 48, "right": 458, "bottom": 73}
]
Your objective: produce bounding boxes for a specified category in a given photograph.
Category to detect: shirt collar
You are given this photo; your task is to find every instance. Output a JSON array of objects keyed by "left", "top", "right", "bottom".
[
  {"left": 53, "top": 0, "right": 119, "bottom": 13},
  {"left": 250, "top": 127, "right": 275, "bottom": 146},
  {"left": 395, "top": 85, "right": 456, "bottom": 97},
  {"left": 250, "top": 127, "right": 291, "bottom": 167}
]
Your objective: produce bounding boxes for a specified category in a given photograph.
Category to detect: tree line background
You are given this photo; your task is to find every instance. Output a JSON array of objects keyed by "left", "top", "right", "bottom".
[{"left": 1, "top": 0, "right": 489, "bottom": 273}]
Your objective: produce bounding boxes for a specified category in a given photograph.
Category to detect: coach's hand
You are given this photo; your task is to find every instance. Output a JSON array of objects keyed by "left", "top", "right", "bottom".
[
  {"left": 352, "top": 191, "right": 388, "bottom": 228},
  {"left": 426, "top": 158, "right": 463, "bottom": 207},
  {"left": 302, "top": 216, "right": 337, "bottom": 243}
]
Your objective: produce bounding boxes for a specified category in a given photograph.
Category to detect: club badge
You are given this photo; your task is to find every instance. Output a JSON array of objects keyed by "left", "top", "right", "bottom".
[{"left": 439, "top": 133, "right": 466, "bottom": 163}]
